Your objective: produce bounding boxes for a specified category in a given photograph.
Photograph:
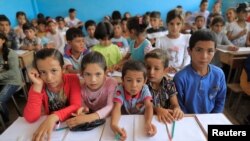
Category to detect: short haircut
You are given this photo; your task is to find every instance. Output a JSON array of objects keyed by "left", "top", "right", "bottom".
[
  {"left": 200, "top": 0, "right": 208, "bottom": 6},
  {"left": 111, "top": 20, "right": 121, "bottom": 26},
  {"left": 195, "top": 15, "right": 205, "bottom": 22},
  {"left": 189, "top": 30, "right": 217, "bottom": 50},
  {"left": 211, "top": 16, "right": 225, "bottom": 26},
  {"left": 122, "top": 60, "right": 147, "bottom": 80},
  {"left": 0, "top": 14, "right": 11, "bottom": 25},
  {"left": 16, "top": 11, "right": 26, "bottom": 18},
  {"left": 81, "top": 51, "right": 107, "bottom": 72},
  {"left": 66, "top": 27, "right": 84, "bottom": 41},
  {"left": 37, "top": 19, "right": 46, "bottom": 25},
  {"left": 127, "top": 16, "right": 148, "bottom": 35},
  {"left": 56, "top": 16, "right": 64, "bottom": 22},
  {"left": 37, "top": 13, "right": 45, "bottom": 19},
  {"left": 166, "top": 9, "right": 183, "bottom": 24},
  {"left": 145, "top": 49, "right": 169, "bottom": 68},
  {"left": 22, "top": 23, "right": 35, "bottom": 31},
  {"left": 33, "top": 48, "right": 64, "bottom": 69},
  {"left": 85, "top": 20, "right": 96, "bottom": 30},
  {"left": 111, "top": 10, "right": 122, "bottom": 21},
  {"left": 94, "top": 22, "right": 114, "bottom": 40},
  {"left": 69, "top": 8, "right": 76, "bottom": 13},
  {"left": 150, "top": 11, "right": 161, "bottom": 18}
]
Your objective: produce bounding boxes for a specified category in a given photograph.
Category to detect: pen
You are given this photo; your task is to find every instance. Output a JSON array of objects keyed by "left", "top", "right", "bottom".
[
  {"left": 55, "top": 126, "right": 68, "bottom": 131},
  {"left": 165, "top": 123, "right": 172, "bottom": 141},
  {"left": 172, "top": 121, "right": 175, "bottom": 138},
  {"left": 115, "top": 133, "right": 121, "bottom": 141}
]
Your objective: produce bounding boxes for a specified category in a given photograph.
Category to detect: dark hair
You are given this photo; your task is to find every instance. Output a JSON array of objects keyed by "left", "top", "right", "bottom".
[
  {"left": 150, "top": 11, "right": 161, "bottom": 18},
  {"left": 69, "top": 8, "right": 76, "bottom": 13},
  {"left": 37, "top": 19, "right": 46, "bottom": 25},
  {"left": 94, "top": 22, "right": 114, "bottom": 40},
  {"left": 177, "top": 5, "right": 183, "bottom": 9},
  {"left": 236, "top": 2, "right": 250, "bottom": 13},
  {"left": 66, "top": 27, "right": 84, "bottom": 41},
  {"left": 112, "top": 20, "right": 121, "bottom": 26},
  {"left": 22, "top": 23, "right": 36, "bottom": 31},
  {"left": 112, "top": 10, "right": 122, "bottom": 21},
  {"left": 211, "top": 16, "right": 225, "bottom": 26},
  {"left": 122, "top": 60, "right": 147, "bottom": 80},
  {"left": 166, "top": 9, "right": 183, "bottom": 24},
  {"left": 200, "top": 0, "right": 208, "bottom": 7},
  {"left": 145, "top": 49, "right": 169, "bottom": 68},
  {"left": 195, "top": 15, "right": 205, "bottom": 22},
  {"left": 37, "top": 13, "right": 45, "bottom": 20},
  {"left": 81, "top": 51, "right": 107, "bottom": 72},
  {"left": 189, "top": 30, "right": 217, "bottom": 50},
  {"left": 0, "top": 15, "right": 11, "bottom": 25},
  {"left": 56, "top": 16, "right": 64, "bottom": 22},
  {"left": 0, "top": 33, "right": 9, "bottom": 70},
  {"left": 33, "top": 48, "right": 64, "bottom": 69},
  {"left": 85, "top": 20, "right": 96, "bottom": 30},
  {"left": 127, "top": 16, "right": 148, "bottom": 36},
  {"left": 16, "top": 11, "right": 26, "bottom": 18}
]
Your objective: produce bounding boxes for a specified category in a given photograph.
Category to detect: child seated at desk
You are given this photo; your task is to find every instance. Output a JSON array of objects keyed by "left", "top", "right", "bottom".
[
  {"left": 145, "top": 49, "right": 184, "bottom": 123},
  {"left": 66, "top": 51, "right": 118, "bottom": 128},
  {"left": 111, "top": 60, "right": 157, "bottom": 140},
  {"left": 173, "top": 30, "right": 227, "bottom": 114},
  {"left": 24, "top": 48, "right": 81, "bottom": 141}
]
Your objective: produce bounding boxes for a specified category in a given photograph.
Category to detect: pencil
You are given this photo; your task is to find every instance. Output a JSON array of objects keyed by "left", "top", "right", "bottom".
[
  {"left": 172, "top": 121, "right": 176, "bottom": 138},
  {"left": 165, "top": 123, "right": 172, "bottom": 141}
]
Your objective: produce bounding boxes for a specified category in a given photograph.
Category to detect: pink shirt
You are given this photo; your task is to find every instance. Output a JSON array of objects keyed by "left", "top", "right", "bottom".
[{"left": 81, "top": 77, "right": 117, "bottom": 119}]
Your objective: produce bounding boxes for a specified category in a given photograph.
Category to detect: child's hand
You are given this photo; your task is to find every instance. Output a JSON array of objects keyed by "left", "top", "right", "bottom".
[
  {"left": 145, "top": 122, "right": 157, "bottom": 137},
  {"left": 75, "top": 107, "right": 89, "bottom": 115},
  {"left": 66, "top": 113, "right": 94, "bottom": 128},
  {"left": 228, "top": 46, "right": 239, "bottom": 51},
  {"left": 111, "top": 125, "right": 127, "bottom": 141},
  {"left": 172, "top": 107, "right": 184, "bottom": 121},
  {"left": 28, "top": 68, "right": 43, "bottom": 86},
  {"left": 32, "top": 114, "right": 58, "bottom": 141},
  {"left": 156, "top": 107, "right": 174, "bottom": 123}
]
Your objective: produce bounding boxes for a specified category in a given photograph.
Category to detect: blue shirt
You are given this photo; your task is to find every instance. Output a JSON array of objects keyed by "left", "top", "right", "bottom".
[
  {"left": 113, "top": 84, "right": 152, "bottom": 114},
  {"left": 173, "top": 64, "right": 226, "bottom": 114}
]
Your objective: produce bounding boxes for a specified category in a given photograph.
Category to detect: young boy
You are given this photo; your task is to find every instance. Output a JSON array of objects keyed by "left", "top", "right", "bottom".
[
  {"left": 56, "top": 16, "right": 69, "bottom": 36},
  {"left": 84, "top": 20, "right": 99, "bottom": 49},
  {"left": 146, "top": 11, "right": 167, "bottom": 47},
  {"left": 64, "top": 8, "right": 83, "bottom": 30},
  {"left": 191, "top": 15, "right": 206, "bottom": 34},
  {"left": 111, "top": 60, "right": 157, "bottom": 140},
  {"left": 20, "top": 23, "right": 42, "bottom": 51},
  {"left": 173, "top": 30, "right": 227, "bottom": 114},
  {"left": 145, "top": 49, "right": 183, "bottom": 123},
  {"left": 64, "top": 28, "right": 90, "bottom": 74}
]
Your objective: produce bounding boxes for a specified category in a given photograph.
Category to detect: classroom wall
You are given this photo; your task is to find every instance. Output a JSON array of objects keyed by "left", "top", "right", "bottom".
[{"left": 0, "top": 0, "right": 36, "bottom": 27}]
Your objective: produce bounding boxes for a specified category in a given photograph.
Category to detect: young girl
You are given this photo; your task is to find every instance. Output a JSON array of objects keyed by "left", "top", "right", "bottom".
[
  {"left": 145, "top": 49, "right": 183, "bottom": 123},
  {"left": 14, "top": 11, "right": 28, "bottom": 46},
  {"left": 92, "top": 22, "right": 122, "bottom": 69},
  {"left": 66, "top": 51, "right": 118, "bottom": 128},
  {"left": 122, "top": 16, "right": 153, "bottom": 62},
  {"left": 111, "top": 60, "right": 156, "bottom": 140},
  {"left": 0, "top": 33, "right": 22, "bottom": 122},
  {"left": 156, "top": 9, "right": 190, "bottom": 72},
  {"left": 23, "top": 48, "right": 81, "bottom": 141}
]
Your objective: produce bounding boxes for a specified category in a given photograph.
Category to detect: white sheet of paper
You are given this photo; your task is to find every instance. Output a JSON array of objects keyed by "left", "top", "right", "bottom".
[
  {"left": 238, "top": 47, "right": 250, "bottom": 52},
  {"left": 0, "top": 116, "right": 67, "bottom": 141},
  {"left": 14, "top": 50, "right": 28, "bottom": 55},
  {"left": 107, "top": 71, "right": 122, "bottom": 77},
  {"left": 195, "top": 113, "right": 232, "bottom": 134},
  {"left": 64, "top": 124, "right": 104, "bottom": 141},
  {"left": 100, "top": 115, "right": 134, "bottom": 141}
]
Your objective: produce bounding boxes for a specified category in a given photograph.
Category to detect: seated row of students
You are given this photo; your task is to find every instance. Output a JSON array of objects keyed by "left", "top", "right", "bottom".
[{"left": 19, "top": 29, "right": 226, "bottom": 140}]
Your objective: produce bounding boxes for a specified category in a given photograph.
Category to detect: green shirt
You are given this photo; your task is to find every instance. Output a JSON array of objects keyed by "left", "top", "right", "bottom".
[
  {"left": 92, "top": 44, "right": 122, "bottom": 67},
  {"left": 0, "top": 49, "right": 22, "bottom": 86}
]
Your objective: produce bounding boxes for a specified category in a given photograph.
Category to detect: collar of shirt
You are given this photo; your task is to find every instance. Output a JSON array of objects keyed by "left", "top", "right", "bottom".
[{"left": 124, "top": 87, "right": 142, "bottom": 101}]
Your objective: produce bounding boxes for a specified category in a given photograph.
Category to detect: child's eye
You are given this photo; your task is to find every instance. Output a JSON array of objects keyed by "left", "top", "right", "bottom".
[
  {"left": 126, "top": 79, "right": 131, "bottom": 82},
  {"left": 39, "top": 71, "right": 46, "bottom": 75},
  {"left": 195, "top": 48, "right": 202, "bottom": 52},
  {"left": 137, "top": 80, "right": 142, "bottom": 83},
  {"left": 208, "top": 49, "right": 215, "bottom": 53},
  {"left": 96, "top": 73, "right": 102, "bottom": 76}
]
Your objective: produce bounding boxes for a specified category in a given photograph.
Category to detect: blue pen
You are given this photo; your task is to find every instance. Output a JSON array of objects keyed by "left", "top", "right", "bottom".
[
  {"left": 55, "top": 126, "right": 68, "bottom": 131},
  {"left": 115, "top": 133, "right": 121, "bottom": 141}
]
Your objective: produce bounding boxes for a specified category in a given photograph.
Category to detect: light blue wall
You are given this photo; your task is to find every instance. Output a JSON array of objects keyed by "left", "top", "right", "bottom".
[{"left": 0, "top": 0, "right": 36, "bottom": 27}]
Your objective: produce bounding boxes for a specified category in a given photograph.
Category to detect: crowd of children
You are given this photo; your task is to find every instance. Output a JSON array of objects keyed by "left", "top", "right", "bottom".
[{"left": 1, "top": 0, "right": 250, "bottom": 140}]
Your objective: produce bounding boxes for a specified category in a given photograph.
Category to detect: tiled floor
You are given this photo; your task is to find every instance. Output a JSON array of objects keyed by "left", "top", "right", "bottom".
[{"left": 0, "top": 89, "right": 250, "bottom": 134}]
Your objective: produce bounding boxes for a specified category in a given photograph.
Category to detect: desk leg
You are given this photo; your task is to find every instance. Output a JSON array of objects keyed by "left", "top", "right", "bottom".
[{"left": 227, "top": 68, "right": 232, "bottom": 83}]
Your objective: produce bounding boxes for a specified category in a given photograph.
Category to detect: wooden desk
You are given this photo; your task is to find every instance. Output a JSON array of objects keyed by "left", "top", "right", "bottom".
[
  {"left": 0, "top": 114, "right": 232, "bottom": 141},
  {"left": 15, "top": 50, "right": 34, "bottom": 69},
  {"left": 218, "top": 48, "right": 250, "bottom": 83}
]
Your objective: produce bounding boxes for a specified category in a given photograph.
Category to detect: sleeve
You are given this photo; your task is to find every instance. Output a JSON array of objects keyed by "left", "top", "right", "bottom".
[
  {"left": 173, "top": 74, "right": 188, "bottom": 113},
  {"left": 63, "top": 56, "right": 73, "bottom": 69},
  {"left": 211, "top": 72, "right": 227, "bottom": 113},
  {"left": 96, "top": 79, "right": 118, "bottom": 119},
  {"left": 141, "top": 85, "right": 152, "bottom": 101},
  {"left": 155, "top": 38, "right": 161, "bottom": 48},
  {"left": 181, "top": 35, "right": 191, "bottom": 68},
  {"left": 123, "top": 38, "right": 129, "bottom": 48},
  {"left": 113, "top": 85, "right": 124, "bottom": 104},
  {"left": 0, "top": 51, "right": 19, "bottom": 80},
  {"left": 144, "top": 40, "right": 153, "bottom": 54},
  {"left": 23, "top": 86, "right": 45, "bottom": 123},
  {"left": 53, "top": 74, "right": 82, "bottom": 121}
]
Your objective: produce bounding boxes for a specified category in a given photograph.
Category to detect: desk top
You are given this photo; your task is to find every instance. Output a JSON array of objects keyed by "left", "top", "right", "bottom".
[
  {"left": 217, "top": 48, "right": 250, "bottom": 55},
  {"left": 0, "top": 114, "right": 232, "bottom": 141}
]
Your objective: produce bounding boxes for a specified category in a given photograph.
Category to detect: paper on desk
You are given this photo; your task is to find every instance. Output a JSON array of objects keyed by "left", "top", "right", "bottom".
[
  {"left": 0, "top": 116, "right": 67, "bottom": 141},
  {"left": 64, "top": 123, "right": 104, "bottom": 141},
  {"left": 101, "top": 115, "right": 134, "bottom": 141},
  {"left": 107, "top": 71, "right": 122, "bottom": 77},
  {"left": 14, "top": 50, "right": 28, "bottom": 55},
  {"left": 196, "top": 113, "right": 232, "bottom": 134}
]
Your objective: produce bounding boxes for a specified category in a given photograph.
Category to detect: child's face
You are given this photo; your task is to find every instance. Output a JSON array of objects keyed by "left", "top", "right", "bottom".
[
  {"left": 0, "top": 21, "right": 10, "bottom": 35},
  {"left": 24, "top": 29, "right": 36, "bottom": 39},
  {"left": 122, "top": 70, "right": 146, "bottom": 96},
  {"left": 226, "top": 10, "right": 236, "bottom": 22},
  {"left": 48, "top": 22, "right": 57, "bottom": 33},
  {"left": 188, "top": 41, "right": 215, "bottom": 70},
  {"left": 195, "top": 18, "right": 205, "bottom": 29},
  {"left": 36, "top": 57, "right": 63, "bottom": 89},
  {"left": 200, "top": 2, "right": 208, "bottom": 11},
  {"left": 38, "top": 24, "right": 46, "bottom": 32},
  {"left": 167, "top": 17, "right": 182, "bottom": 36},
  {"left": 17, "top": 15, "right": 26, "bottom": 25},
  {"left": 82, "top": 63, "right": 105, "bottom": 91},
  {"left": 211, "top": 22, "right": 224, "bottom": 33},
  {"left": 121, "top": 20, "right": 127, "bottom": 32},
  {"left": 87, "top": 25, "right": 96, "bottom": 38},
  {"left": 68, "top": 37, "right": 85, "bottom": 53},
  {"left": 237, "top": 11, "right": 248, "bottom": 21},
  {"left": 145, "top": 58, "right": 166, "bottom": 84},
  {"left": 57, "top": 21, "right": 65, "bottom": 29},
  {"left": 150, "top": 17, "right": 160, "bottom": 29},
  {"left": 100, "top": 38, "right": 111, "bottom": 46},
  {"left": 113, "top": 24, "right": 122, "bottom": 38}
]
